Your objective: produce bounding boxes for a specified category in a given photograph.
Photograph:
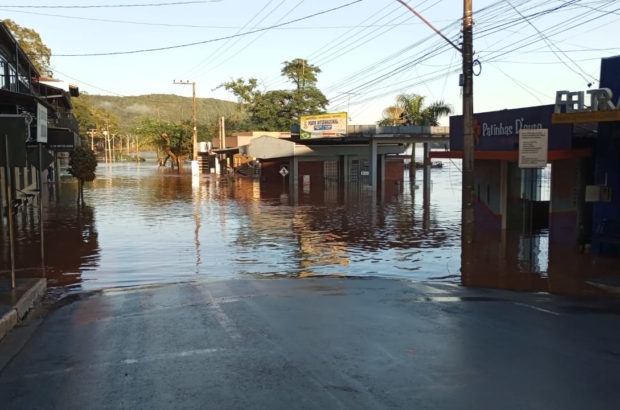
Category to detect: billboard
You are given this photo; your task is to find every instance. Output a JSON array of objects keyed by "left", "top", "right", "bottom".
[{"left": 300, "top": 112, "right": 347, "bottom": 139}]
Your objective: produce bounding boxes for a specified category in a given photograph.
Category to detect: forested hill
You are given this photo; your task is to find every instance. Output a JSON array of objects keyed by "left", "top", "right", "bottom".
[{"left": 87, "top": 94, "right": 239, "bottom": 130}]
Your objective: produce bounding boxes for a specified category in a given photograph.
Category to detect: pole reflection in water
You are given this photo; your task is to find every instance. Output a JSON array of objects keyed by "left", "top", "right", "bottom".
[{"left": 0, "top": 156, "right": 618, "bottom": 300}]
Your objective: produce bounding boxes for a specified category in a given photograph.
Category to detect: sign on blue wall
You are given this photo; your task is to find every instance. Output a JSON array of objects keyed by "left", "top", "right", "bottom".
[{"left": 450, "top": 105, "right": 573, "bottom": 151}]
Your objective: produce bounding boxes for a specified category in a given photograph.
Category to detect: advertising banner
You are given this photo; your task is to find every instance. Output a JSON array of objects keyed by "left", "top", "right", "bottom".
[{"left": 300, "top": 112, "right": 347, "bottom": 139}]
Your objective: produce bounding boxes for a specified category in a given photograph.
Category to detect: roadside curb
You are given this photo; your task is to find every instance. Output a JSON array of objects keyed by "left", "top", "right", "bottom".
[{"left": 0, "top": 278, "right": 46, "bottom": 341}]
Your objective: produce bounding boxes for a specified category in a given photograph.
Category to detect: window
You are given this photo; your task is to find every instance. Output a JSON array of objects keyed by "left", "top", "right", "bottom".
[
  {"left": 0, "top": 60, "right": 6, "bottom": 90},
  {"left": 324, "top": 161, "right": 339, "bottom": 182},
  {"left": 9, "top": 65, "right": 17, "bottom": 92}
]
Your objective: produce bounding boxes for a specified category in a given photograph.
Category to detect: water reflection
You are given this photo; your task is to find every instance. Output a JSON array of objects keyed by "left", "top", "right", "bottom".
[{"left": 0, "top": 158, "right": 618, "bottom": 299}]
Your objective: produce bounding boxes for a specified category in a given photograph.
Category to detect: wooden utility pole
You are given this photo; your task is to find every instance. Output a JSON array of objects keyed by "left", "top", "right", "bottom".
[
  {"left": 173, "top": 80, "right": 198, "bottom": 161},
  {"left": 394, "top": 0, "right": 474, "bottom": 277},
  {"left": 461, "top": 0, "right": 475, "bottom": 279}
]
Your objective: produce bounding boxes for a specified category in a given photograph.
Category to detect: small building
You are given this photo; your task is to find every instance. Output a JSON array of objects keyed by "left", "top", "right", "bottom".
[{"left": 245, "top": 135, "right": 406, "bottom": 189}]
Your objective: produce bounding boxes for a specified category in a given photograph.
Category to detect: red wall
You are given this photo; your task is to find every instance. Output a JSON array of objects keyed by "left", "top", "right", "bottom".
[
  {"left": 384, "top": 159, "right": 404, "bottom": 181},
  {"left": 298, "top": 161, "right": 325, "bottom": 185},
  {"left": 261, "top": 159, "right": 290, "bottom": 185}
]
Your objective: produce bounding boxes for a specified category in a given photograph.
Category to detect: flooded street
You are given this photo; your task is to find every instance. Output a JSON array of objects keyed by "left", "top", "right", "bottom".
[
  {"left": 0, "top": 156, "right": 463, "bottom": 301},
  {"left": 0, "top": 152, "right": 616, "bottom": 300}
]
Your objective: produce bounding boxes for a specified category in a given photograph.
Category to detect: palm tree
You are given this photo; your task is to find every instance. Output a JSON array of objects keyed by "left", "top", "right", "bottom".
[
  {"left": 379, "top": 94, "right": 453, "bottom": 181},
  {"left": 394, "top": 93, "right": 453, "bottom": 126}
]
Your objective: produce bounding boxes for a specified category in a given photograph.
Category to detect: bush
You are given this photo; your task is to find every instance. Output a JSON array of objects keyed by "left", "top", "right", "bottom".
[{"left": 68, "top": 146, "right": 98, "bottom": 205}]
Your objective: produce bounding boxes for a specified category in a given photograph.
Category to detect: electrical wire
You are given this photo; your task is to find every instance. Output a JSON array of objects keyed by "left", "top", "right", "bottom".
[
  {"left": 50, "top": 1, "right": 362, "bottom": 57},
  {"left": 262, "top": 0, "right": 413, "bottom": 90},
  {"left": 182, "top": 0, "right": 279, "bottom": 77},
  {"left": 329, "top": 0, "right": 614, "bottom": 110},
  {"left": 201, "top": 0, "right": 307, "bottom": 76},
  {"left": 0, "top": 8, "right": 455, "bottom": 30},
  {"left": 1, "top": 1, "right": 220, "bottom": 8},
  {"left": 504, "top": 0, "right": 595, "bottom": 83},
  {"left": 50, "top": 68, "right": 125, "bottom": 97}
]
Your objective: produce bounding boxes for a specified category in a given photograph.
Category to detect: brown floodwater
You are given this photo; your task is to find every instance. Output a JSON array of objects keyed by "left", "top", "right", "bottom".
[{"left": 0, "top": 156, "right": 617, "bottom": 301}]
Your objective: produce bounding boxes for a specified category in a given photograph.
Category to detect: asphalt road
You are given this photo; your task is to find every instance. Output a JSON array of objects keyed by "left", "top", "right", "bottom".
[{"left": 1, "top": 278, "right": 620, "bottom": 409}]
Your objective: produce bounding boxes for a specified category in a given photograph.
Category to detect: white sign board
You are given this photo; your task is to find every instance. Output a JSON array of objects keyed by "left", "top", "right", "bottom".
[
  {"left": 37, "top": 103, "right": 48, "bottom": 143},
  {"left": 519, "top": 129, "right": 548, "bottom": 168},
  {"left": 279, "top": 167, "right": 289, "bottom": 177},
  {"left": 300, "top": 112, "right": 347, "bottom": 139}
]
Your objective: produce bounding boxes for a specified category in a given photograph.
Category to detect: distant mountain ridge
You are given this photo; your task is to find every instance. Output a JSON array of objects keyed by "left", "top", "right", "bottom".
[{"left": 87, "top": 94, "right": 239, "bottom": 130}]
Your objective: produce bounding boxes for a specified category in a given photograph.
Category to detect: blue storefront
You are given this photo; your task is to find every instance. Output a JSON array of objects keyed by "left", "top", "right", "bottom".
[
  {"left": 432, "top": 55, "right": 620, "bottom": 295},
  {"left": 591, "top": 56, "right": 620, "bottom": 255}
]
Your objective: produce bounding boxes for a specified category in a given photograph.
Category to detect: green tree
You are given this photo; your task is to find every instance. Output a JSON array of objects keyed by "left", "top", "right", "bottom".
[
  {"left": 72, "top": 93, "right": 122, "bottom": 151},
  {"left": 3, "top": 19, "right": 52, "bottom": 76},
  {"left": 217, "top": 59, "right": 328, "bottom": 131},
  {"left": 68, "top": 146, "right": 98, "bottom": 206},
  {"left": 281, "top": 58, "right": 321, "bottom": 91},
  {"left": 133, "top": 118, "right": 196, "bottom": 170},
  {"left": 379, "top": 94, "right": 452, "bottom": 180}
]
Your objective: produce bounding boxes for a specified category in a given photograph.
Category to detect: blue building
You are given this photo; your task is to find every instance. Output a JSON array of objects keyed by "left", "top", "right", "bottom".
[{"left": 432, "top": 56, "right": 620, "bottom": 296}]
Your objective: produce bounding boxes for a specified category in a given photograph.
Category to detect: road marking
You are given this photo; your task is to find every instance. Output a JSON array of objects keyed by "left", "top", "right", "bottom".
[
  {"left": 514, "top": 302, "right": 560, "bottom": 316},
  {"left": 0, "top": 348, "right": 220, "bottom": 382},
  {"left": 407, "top": 283, "right": 451, "bottom": 294},
  {"left": 196, "top": 283, "right": 241, "bottom": 339}
]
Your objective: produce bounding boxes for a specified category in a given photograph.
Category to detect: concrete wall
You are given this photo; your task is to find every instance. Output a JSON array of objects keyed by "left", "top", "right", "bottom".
[
  {"left": 549, "top": 158, "right": 582, "bottom": 246},
  {"left": 474, "top": 160, "right": 502, "bottom": 232}
]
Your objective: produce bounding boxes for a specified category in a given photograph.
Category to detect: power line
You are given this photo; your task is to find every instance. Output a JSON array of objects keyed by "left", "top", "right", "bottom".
[
  {"left": 1, "top": 1, "right": 221, "bottom": 8},
  {"left": 0, "top": 8, "right": 457, "bottom": 29},
  {"left": 334, "top": 0, "right": 615, "bottom": 120},
  {"left": 504, "top": 0, "right": 595, "bottom": 83},
  {"left": 262, "top": 0, "right": 408, "bottom": 89},
  {"left": 50, "top": 68, "right": 125, "bottom": 96},
  {"left": 267, "top": 0, "right": 443, "bottom": 92},
  {"left": 328, "top": 0, "right": 608, "bottom": 108},
  {"left": 202, "top": 0, "right": 307, "bottom": 76},
  {"left": 322, "top": 0, "right": 512, "bottom": 98},
  {"left": 490, "top": 62, "right": 545, "bottom": 104},
  {"left": 50, "top": 1, "right": 363, "bottom": 57},
  {"left": 183, "top": 0, "right": 279, "bottom": 76}
]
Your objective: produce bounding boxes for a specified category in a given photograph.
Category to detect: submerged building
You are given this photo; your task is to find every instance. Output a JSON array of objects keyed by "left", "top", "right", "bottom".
[{"left": 432, "top": 55, "right": 620, "bottom": 295}]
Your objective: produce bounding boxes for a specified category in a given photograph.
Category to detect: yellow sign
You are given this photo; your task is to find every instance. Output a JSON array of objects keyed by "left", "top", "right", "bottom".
[
  {"left": 300, "top": 112, "right": 347, "bottom": 139},
  {"left": 552, "top": 110, "right": 620, "bottom": 124}
]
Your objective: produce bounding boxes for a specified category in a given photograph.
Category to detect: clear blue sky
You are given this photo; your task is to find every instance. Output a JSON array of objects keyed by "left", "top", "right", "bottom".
[{"left": 2, "top": 0, "right": 619, "bottom": 125}]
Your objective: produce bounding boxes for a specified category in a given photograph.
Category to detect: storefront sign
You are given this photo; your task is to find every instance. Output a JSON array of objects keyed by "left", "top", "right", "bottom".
[
  {"left": 552, "top": 88, "right": 620, "bottom": 123},
  {"left": 300, "top": 112, "right": 347, "bottom": 139},
  {"left": 450, "top": 105, "right": 572, "bottom": 152},
  {"left": 519, "top": 129, "right": 548, "bottom": 168}
]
